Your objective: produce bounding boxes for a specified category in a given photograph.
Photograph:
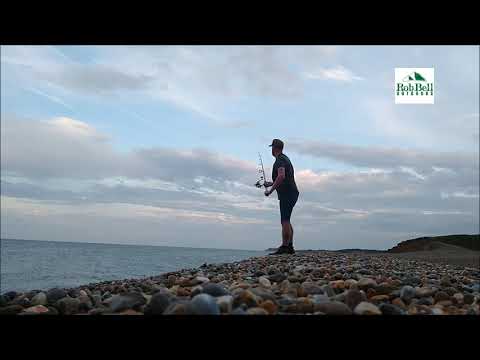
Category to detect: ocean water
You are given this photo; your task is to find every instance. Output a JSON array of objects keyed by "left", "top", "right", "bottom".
[{"left": 0, "top": 239, "right": 265, "bottom": 293}]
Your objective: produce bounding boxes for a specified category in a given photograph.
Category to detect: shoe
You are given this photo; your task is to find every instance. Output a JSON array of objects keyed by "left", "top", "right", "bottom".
[
  {"left": 268, "top": 246, "right": 290, "bottom": 255},
  {"left": 286, "top": 244, "right": 295, "bottom": 254}
]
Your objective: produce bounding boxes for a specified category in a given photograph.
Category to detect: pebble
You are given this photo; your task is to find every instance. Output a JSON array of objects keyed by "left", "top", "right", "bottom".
[
  {"left": 400, "top": 285, "right": 416, "bottom": 303},
  {"left": 330, "top": 280, "right": 345, "bottom": 290},
  {"left": 190, "top": 294, "right": 220, "bottom": 315},
  {"left": 321, "top": 285, "right": 336, "bottom": 297},
  {"left": 344, "top": 279, "right": 358, "bottom": 289},
  {"left": 31, "top": 292, "right": 47, "bottom": 306},
  {"left": 55, "top": 297, "right": 80, "bottom": 315},
  {"left": 357, "top": 278, "right": 377, "bottom": 290},
  {"left": 314, "top": 301, "right": 352, "bottom": 315},
  {"left": 246, "top": 307, "right": 269, "bottom": 315},
  {"left": 464, "top": 293, "right": 475, "bottom": 305},
  {"left": 453, "top": 293, "right": 464, "bottom": 304},
  {"left": 0, "top": 305, "right": 25, "bottom": 315},
  {"left": 415, "top": 287, "right": 435, "bottom": 298},
  {"left": 119, "top": 309, "right": 144, "bottom": 315},
  {"left": 3, "top": 291, "right": 18, "bottom": 301},
  {"left": 46, "top": 288, "right": 67, "bottom": 304},
  {"left": 268, "top": 273, "right": 287, "bottom": 283},
  {"left": 354, "top": 302, "right": 382, "bottom": 315},
  {"left": 379, "top": 303, "right": 405, "bottom": 315},
  {"left": 146, "top": 289, "right": 175, "bottom": 314},
  {"left": 434, "top": 291, "right": 450, "bottom": 303},
  {"left": 301, "top": 282, "right": 324, "bottom": 295},
  {"left": 202, "top": 283, "right": 229, "bottom": 297},
  {"left": 250, "top": 288, "right": 277, "bottom": 302},
  {"left": 109, "top": 292, "right": 146, "bottom": 313},
  {"left": 23, "top": 305, "right": 50, "bottom": 314},
  {"left": 216, "top": 295, "right": 234, "bottom": 313},
  {"left": 370, "top": 295, "right": 390, "bottom": 303},
  {"left": 259, "top": 300, "right": 278, "bottom": 314},
  {"left": 163, "top": 301, "right": 192, "bottom": 315},
  {"left": 258, "top": 277, "right": 272, "bottom": 288},
  {"left": 232, "top": 289, "right": 259, "bottom": 309}
]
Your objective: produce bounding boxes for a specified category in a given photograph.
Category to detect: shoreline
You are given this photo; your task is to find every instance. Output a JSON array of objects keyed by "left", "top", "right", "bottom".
[{"left": 1, "top": 251, "right": 479, "bottom": 315}]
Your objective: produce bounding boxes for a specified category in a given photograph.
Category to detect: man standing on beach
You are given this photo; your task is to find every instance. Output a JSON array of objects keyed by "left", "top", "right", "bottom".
[{"left": 264, "top": 139, "right": 300, "bottom": 255}]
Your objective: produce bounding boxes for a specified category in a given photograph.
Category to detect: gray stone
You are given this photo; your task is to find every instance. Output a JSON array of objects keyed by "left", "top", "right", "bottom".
[
  {"left": 78, "top": 295, "right": 93, "bottom": 311},
  {"left": 109, "top": 292, "right": 146, "bottom": 312},
  {"left": 268, "top": 272, "right": 287, "bottom": 283},
  {"left": 464, "top": 293, "right": 475, "bottom": 305},
  {"left": 67, "top": 288, "right": 82, "bottom": 298},
  {"left": 12, "top": 296, "right": 31, "bottom": 307},
  {"left": 379, "top": 303, "right": 405, "bottom": 315},
  {"left": 231, "top": 307, "right": 247, "bottom": 315},
  {"left": 434, "top": 291, "right": 450, "bottom": 303},
  {"left": 0, "top": 305, "right": 24, "bottom": 315},
  {"left": 313, "top": 301, "right": 352, "bottom": 315},
  {"left": 55, "top": 297, "right": 80, "bottom": 315},
  {"left": 345, "top": 289, "right": 364, "bottom": 310},
  {"left": 46, "top": 288, "right": 67, "bottom": 304},
  {"left": 311, "top": 294, "right": 330, "bottom": 304},
  {"left": 400, "top": 285, "right": 416, "bottom": 303},
  {"left": 357, "top": 278, "right": 378, "bottom": 290},
  {"left": 92, "top": 295, "right": 102, "bottom": 307},
  {"left": 216, "top": 295, "right": 234, "bottom": 313},
  {"left": 301, "top": 282, "right": 324, "bottom": 295},
  {"left": 145, "top": 290, "right": 174, "bottom": 315},
  {"left": 190, "top": 294, "right": 220, "bottom": 315},
  {"left": 321, "top": 285, "right": 336, "bottom": 297},
  {"left": 331, "top": 291, "right": 348, "bottom": 303},
  {"left": 416, "top": 297, "right": 434, "bottom": 306},
  {"left": 202, "top": 283, "right": 229, "bottom": 297},
  {"left": 31, "top": 292, "right": 47, "bottom": 306},
  {"left": 3, "top": 291, "right": 18, "bottom": 301},
  {"left": 250, "top": 288, "right": 277, "bottom": 302}
]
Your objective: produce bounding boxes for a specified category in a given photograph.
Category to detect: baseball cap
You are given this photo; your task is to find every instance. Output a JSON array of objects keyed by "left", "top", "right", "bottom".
[{"left": 268, "top": 139, "right": 284, "bottom": 149}]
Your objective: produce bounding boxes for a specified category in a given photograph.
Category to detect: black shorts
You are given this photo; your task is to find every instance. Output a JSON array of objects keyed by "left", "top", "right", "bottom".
[{"left": 279, "top": 193, "right": 299, "bottom": 223}]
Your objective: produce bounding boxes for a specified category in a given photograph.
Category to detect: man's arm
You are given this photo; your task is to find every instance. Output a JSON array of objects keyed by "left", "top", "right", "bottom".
[{"left": 265, "top": 167, "right": 285, "bottom": 196}]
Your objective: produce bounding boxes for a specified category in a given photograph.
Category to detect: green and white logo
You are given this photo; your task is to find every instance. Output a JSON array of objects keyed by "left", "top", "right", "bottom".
[{"left": 395, "top": 68, "right": 434, "bottom": 104}]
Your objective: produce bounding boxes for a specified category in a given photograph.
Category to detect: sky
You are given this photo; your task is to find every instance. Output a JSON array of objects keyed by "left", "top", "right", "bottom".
[{"left": 1, "top": 45, "right": 479, "bottom": 250}]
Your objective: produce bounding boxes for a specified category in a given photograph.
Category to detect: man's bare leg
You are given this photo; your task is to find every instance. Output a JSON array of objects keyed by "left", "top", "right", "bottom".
[
  {"left": 289, "top": 223, "right": 294, "bottom": 247},
  {"left": 281, "top": 221, "right": 292, "bottom": 247}
]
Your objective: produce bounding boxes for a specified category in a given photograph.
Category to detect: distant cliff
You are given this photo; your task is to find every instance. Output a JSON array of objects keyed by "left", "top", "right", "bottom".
[{"left": 388, "top": 234, "right": 479, "bottom": 253}]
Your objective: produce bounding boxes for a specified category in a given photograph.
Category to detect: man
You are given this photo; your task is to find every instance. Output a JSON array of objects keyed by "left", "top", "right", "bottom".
[{"left": 264, "top": 139, "right": 300, "bottom": 255}]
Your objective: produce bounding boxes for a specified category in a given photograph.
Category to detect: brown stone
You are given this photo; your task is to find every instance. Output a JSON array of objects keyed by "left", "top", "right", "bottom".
[
  {"left": 259, "top": 300, "right": 278, "bottom": 315},
  {"left": 392, "top": 298, "right": 407, "bottom": 310}
]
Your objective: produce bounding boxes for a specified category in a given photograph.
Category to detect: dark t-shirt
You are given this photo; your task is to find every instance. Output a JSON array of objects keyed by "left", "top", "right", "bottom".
[{"left": 272, "top": 153, "right": 299, "bottom": 200}]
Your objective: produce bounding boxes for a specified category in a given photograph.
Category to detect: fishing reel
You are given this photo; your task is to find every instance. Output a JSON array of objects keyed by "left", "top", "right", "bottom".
[{"left": 254, "top": 153, "right": 269, "bottom": 188}]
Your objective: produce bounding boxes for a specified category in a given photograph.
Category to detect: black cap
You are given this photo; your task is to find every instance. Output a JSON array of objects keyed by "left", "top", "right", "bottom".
[{"left": 269, "top": 139, "right": 284, "bottom": 149}]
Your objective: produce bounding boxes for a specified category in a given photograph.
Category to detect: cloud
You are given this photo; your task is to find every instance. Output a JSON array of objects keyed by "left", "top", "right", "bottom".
[
  {"left": 288, "top": 139, "right": 477, "bottom": 174},
  {"left": 25, "top": 87, "right": 73, "bottom": 110},
  {"left": 304, "top": 65, "right": 364, "bottom": 82},
  {"left": 2, "top": 45, "right": 341, "bottom": 127},
  {"left": 1, "top": 115, "right": 257, "bottom": 181}
]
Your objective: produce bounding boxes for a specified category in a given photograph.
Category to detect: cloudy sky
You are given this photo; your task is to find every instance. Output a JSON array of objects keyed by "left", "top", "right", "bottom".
[{"left": 1, "top": 45, "right": 478, "bottom": 250}]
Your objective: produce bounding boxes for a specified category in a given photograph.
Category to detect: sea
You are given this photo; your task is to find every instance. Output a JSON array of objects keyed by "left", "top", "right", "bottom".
[{"left": 0, "top": 239, "right": 265, "bottom": 293}]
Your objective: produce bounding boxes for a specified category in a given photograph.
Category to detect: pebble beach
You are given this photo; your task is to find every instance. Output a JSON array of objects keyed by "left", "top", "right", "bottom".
[{"left": 1, "top": 251, "right": 479, "bottom": 315}]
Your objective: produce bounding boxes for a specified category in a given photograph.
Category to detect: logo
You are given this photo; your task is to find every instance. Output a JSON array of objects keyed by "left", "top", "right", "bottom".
[{"left": 395, "top": 68, "right": 434, "bottom": 104}]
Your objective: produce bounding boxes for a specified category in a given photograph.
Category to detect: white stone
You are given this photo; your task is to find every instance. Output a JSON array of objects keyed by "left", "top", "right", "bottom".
[
  {"left": 259, "top": 277, "right": 271, "bottom": 288},
  {"left": 353, "top": 301, "right": 382, "bottom": 315}
]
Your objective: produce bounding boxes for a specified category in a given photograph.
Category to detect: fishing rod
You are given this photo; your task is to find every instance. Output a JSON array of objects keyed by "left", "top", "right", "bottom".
[{"left": 255, "top": 152, "right": 270, "bottom": 188}]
